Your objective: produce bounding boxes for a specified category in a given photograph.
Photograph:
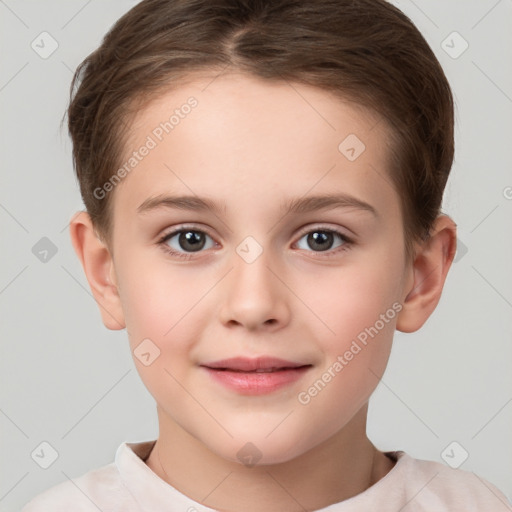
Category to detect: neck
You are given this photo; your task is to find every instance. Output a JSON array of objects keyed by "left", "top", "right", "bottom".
[{"left": 145, "top": 403, "right": 395, "bottom": 511}]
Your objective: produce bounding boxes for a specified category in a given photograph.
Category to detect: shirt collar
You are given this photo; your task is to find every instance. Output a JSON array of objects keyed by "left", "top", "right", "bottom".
[
  {"left": 116, "top": 440, "right": 410, "bottom": 511},
  {"left": 116, "top": 439, "right": 218, "bottom": 512}
]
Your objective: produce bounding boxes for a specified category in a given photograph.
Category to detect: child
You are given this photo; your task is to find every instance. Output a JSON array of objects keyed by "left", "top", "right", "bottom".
[{"left": 22, "top": 0, "right": 511, "bottom": 510}]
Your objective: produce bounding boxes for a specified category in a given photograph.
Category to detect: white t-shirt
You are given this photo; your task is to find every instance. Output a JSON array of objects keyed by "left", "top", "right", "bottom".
[{"left": 21, "top": 440, "right": 511, "bottom": 511}]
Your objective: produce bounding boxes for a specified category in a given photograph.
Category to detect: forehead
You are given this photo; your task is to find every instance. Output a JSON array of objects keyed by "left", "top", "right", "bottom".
[
  {"left": 127, "top": 70, "right": 386, "bottom": 152},
  {"left": 114, "top": 71, "right": 399, "bottom": 223}
]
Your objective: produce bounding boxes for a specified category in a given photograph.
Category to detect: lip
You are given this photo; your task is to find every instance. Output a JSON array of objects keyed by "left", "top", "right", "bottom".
[
  {"left": 200, "top": 356, "right": 312, "bottom": 395},
  {"left": 202, "top": 356, "right": 308, "bottom": 372}
]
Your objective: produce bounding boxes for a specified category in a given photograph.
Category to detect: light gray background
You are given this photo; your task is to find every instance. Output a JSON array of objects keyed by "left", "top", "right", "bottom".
[{"left": 1, "top": 1, "right": 511, "bottom": 510}]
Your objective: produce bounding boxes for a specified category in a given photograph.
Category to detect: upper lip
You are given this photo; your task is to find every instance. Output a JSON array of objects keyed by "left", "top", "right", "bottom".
[{"left": 201, "top": 356, "right": 311, "bottom": 372}]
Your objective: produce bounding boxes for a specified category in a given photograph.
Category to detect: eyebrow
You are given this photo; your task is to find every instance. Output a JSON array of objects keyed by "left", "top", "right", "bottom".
[{"left": 137, "top": 193, "right": 378, "bottom": 217}]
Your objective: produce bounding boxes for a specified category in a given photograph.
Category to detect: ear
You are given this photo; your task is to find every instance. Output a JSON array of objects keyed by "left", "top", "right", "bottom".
[
  {"left": 69, "top": 211, "right": 125, "bottom": 330},
  {"left": 396, "top": 214, "right": 457, "bottom": 333}
]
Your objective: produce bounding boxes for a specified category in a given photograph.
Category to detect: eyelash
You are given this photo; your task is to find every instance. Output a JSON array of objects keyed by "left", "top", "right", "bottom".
[{"left": 157, "top": 224, "right": 354, "bottom": 260}]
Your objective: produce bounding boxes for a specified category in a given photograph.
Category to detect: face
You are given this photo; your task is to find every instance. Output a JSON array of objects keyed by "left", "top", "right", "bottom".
[{"left": 108, "top": 72, "right": 412, "bottom": 465}]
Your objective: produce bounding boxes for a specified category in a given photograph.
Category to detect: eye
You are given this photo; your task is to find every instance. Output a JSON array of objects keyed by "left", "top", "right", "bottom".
[
  {"left": 295, "top": 227, "right": 352, "bottom": 255},
  {"left": 157, "top": 225, "right": 353, "bottom": 260},
  {"left": 158, "top": 227, "right": 216, "bottom": 259}
]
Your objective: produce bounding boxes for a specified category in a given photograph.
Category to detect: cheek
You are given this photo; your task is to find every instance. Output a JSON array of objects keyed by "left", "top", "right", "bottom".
[
  {"left": 116, "top": 260, "right": 215, "bottom": 384},
  {"left": 294, "top": 252, "right": 402, "bottom": 413},
  {"left": 304, "top": 257, "right": 402, "bottom": 347},
  {"left": 294, "top": 270, "right": 399, "bottom": 440},
  {"left": 118, "top": 260, "right": 201, "bottom": 337},
  {"left": 116, "top": 263, "right": 205, "bottom": 405}
]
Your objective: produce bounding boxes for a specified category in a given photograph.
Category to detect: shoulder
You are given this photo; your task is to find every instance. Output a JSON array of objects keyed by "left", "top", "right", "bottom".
[
  {"left": 21, "top": 462, "right": 131, "bottom": 512},
  {"left": 396, "top": 452, "right": 512, "bottom": 511}
]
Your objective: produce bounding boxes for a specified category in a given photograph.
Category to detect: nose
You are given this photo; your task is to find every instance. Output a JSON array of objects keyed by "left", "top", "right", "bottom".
[{"left": 218, "top": 245, "right": 291, "bottom": 332}]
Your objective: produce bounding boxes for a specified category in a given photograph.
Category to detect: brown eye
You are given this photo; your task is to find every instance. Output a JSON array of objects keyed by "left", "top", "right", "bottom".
[
  {"left": 306, "top": 231, "right": 335, "bottom": 251},
  {"left": 160, "top": 228, "right": 215, "bottom": 256},
  {"left": 295, "top": 228, "right": 351, "bottom": 255},
  {"left": 176, "top": 230, "right": 206, "bottom": 252}
]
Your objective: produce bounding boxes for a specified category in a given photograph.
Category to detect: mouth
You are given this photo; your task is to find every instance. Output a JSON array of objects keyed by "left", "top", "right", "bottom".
[
  {"left": 201, "top": 356, "right": 310, "bottom": 372},
  {"left": 200, "top": 356, "right": 312, "bottom": 394}
]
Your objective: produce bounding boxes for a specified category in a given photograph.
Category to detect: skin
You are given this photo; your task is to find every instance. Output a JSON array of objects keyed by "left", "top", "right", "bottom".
[{"left": 70, "top": 71, "right": 457, "bottom": 511}]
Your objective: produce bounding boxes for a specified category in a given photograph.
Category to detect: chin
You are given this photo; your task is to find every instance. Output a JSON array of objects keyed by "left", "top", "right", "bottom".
[{"left": 209, "top": 431, "right": 313, "bottom": 468}]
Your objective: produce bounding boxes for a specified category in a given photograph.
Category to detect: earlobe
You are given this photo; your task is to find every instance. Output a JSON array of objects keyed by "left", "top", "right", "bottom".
[
  {"left": 69, "top": 211, "right": 126, "bottom": 330},
  {"left": 396, "top": 214, "right": 457, "bottom": 333}
]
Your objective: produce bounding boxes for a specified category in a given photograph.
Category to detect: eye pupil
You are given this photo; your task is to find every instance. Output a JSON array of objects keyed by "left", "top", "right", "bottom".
[
  {"left": 308, "top": 231, "right": 333, "bottom": 251},
  {"left": 179, "top": 231, "right": 205, "bottom": 252}
]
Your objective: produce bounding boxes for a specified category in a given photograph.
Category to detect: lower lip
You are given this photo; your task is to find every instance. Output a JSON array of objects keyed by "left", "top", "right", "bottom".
[{"left": 202, "top": 366, "right": 311, "bottom": 395}]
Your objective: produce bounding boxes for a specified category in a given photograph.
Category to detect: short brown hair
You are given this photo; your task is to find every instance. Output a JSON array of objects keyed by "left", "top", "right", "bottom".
[{"left": 66, "top": 0, "right": 454, "bottom": 260}]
